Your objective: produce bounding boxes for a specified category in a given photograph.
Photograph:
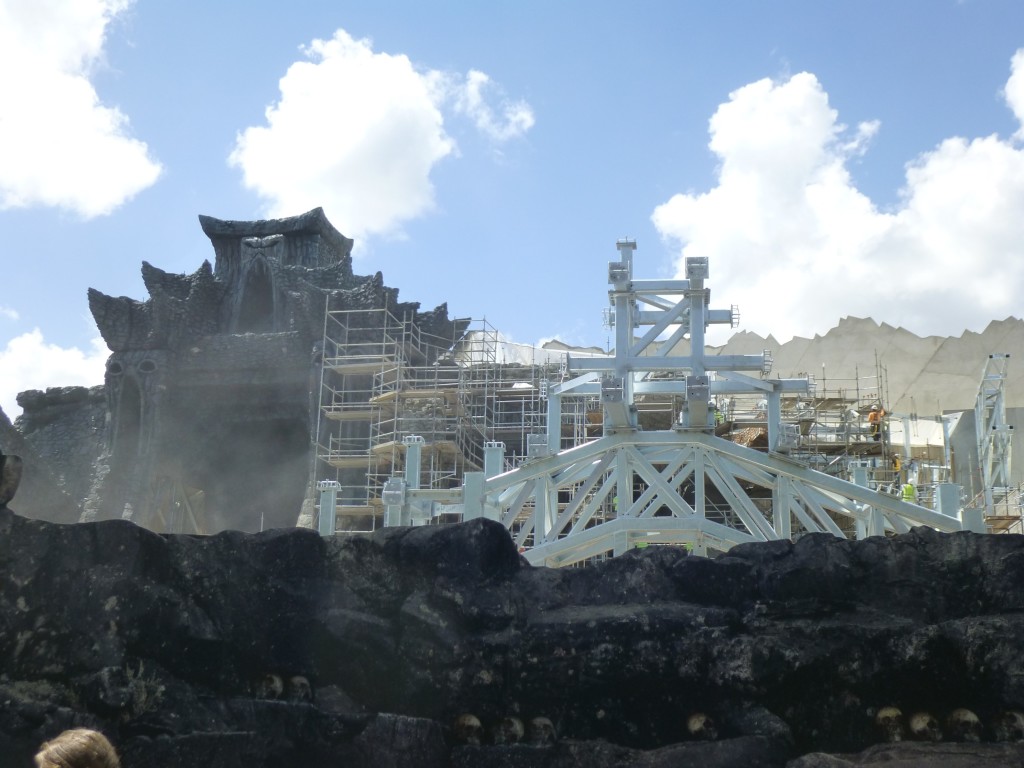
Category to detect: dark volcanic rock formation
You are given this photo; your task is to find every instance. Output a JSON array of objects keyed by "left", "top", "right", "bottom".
[{"left": 2, "top": 504, "right": 1024, "bottom": 766}]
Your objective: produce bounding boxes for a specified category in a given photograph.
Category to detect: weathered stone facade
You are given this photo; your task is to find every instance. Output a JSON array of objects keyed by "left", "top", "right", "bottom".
[
  {"left": 2, "top": 387, "right": 102, "bottom": 524},
  {"left": 13, "top": 208, "right": 464, "bottom": 533}
]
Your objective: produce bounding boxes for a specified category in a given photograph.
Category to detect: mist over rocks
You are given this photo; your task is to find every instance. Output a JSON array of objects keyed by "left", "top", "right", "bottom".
[{"left": 2, "top": 505, "right": 1024, "bottom": 766}]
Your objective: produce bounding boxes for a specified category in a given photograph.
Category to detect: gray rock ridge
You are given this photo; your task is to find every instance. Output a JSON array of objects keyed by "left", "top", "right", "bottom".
[
  {"left": 2, "top": 509, "right": 1024, "bottom": 766},
  {"left": 1, "top": 398, "right": 84, "bottom": 524},
  {"left": 709, "top": 315, "right": 1024, "bottom": 414}
]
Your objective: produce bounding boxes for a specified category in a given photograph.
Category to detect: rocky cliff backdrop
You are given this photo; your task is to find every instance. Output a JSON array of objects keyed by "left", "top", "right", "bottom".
[{"left": 3, "top": 486, "right": 1024, "bottom": 767}]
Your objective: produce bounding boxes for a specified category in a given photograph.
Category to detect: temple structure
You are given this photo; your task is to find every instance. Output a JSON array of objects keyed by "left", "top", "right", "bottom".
[{"left": 81, "top": 208, "right": 465, "bottom": 533}]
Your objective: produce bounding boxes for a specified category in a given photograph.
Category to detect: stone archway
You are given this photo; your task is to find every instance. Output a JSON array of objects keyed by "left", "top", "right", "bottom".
[
  {"left": 113, "top": 376, "right": 143, "bottom": 467},
  {"left": 236, "top": 258, "right": 275, "bottom": 333}
]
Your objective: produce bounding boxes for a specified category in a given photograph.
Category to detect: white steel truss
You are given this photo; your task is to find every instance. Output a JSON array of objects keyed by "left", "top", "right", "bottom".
[
  {"left": 975, "top": 353, "right": 1013, "bottom": 515},
  {"left": 475, "top": 430, "right": 971, "bottom": 567},
  {"left": 375, "top": 240, "right": 984, "bottom": 564}
]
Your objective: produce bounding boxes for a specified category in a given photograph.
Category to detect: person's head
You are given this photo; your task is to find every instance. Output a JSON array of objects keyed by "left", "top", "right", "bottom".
[{"left": 34, "top": 729, "right": 120, "bottom": 768}]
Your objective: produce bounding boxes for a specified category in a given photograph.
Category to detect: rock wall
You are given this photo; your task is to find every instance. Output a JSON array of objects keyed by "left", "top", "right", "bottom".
[
  {"left": 3, "top": 504, "right": 1024, "bottom": 767},
  {"left": 0, "top": 388, "right": 101, "bottom": 524}
]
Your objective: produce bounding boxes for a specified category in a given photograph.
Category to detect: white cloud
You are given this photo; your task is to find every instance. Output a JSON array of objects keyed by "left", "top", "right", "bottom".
[
  {"left": 1006, "top": 49, "right": 1024, "bottom": 138},
  {"left": 0, "top": 331, "right": 108, "bottom": 418},
  {"left": 653, "top": 53, "right": 1024, "bottom": 343},
  {"left": 229, "top": 29, "right": 533, "bottom": 241},
  {"left": 453, "top": 69, "right": 535, "bottom": 141},
  {"left": 0, "top": 306, "right": 19, "bottom": 321},
  {"left": 0, "top": 0, "right": 162, "bottom": 218}
]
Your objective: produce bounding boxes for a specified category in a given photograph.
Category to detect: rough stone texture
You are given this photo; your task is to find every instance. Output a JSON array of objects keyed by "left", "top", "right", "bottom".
[
  {"left": 788, "top": 742, "right": 1024, "bottom": 767},
  {"left": 2, "top": 507, "right": 1024, "bottom": 766},
  {"left": 0, "top": 448, "right": 22, "bottom": 507},
  {"left": 0, "top": 393, "right": 90, "bottom": 524}
]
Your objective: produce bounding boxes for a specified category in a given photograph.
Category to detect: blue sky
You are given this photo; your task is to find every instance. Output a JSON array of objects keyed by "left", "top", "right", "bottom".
[{"left": 3, "top": 0, "right": 1024, "bottom": 417}]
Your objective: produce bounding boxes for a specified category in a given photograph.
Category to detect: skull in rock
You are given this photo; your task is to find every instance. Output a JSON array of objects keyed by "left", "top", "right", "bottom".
[
  {"left": 686, "top": 712, "right": 718, "bottom": 741},
  {"left": 526, "top": 716, "right": 557, "bottom": 747},
  {"left": 993, "top": 710, "right": 1024, "bottom": 742},
  {"left": 874, "top": 706, "right": 905, "bottom": 743},
  {"left": 287, "top": 675, "right": 312, "bottom": 703},
  {"left": 490, "top": 716, "right": 524, "bottom": 745},
  {"left": 909, "top": 711, "right": 943, "bottom": 742},
  {"left": 944, "top": 708, "right": 982, "bottom": 742},
  {"left": 452, "top": 714, "right": 483, "bottom": 746}
]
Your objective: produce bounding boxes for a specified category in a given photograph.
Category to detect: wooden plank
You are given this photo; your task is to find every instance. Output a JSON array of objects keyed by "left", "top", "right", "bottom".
[
  {"left": 327, "top": 456, "right": 372, "bottom": 469},
  {"left": 324, "top": 408, "right": 374, "bottom": 421}
]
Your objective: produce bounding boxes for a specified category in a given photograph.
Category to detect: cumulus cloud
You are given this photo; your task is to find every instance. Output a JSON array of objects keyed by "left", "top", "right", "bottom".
[
  {"left": 453, "top": 69, "right": 535, "bottom": 141},
  {"left": 1006, "top": 49, "right": 1024, "bottom": 138},
  {"left": 0, "top": 0, "right": 162, "bottom": 218},
  {"left": 229, "top": 29, "right": 533, "bottom": 241},
  {"left": 653, "top": 52, "right": 1024, "bottom": 343},
  {"left": 0, "top": 331, "right": 108, "bottom": 418}
]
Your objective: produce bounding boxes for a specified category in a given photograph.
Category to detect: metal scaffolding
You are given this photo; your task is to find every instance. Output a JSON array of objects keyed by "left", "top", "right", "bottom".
[
  {"left": 312, "top": 241, "right": 1004, "bottom": 563},
  {"left": 313, "top": 306, "right": 579, "bottom": 532},
  {"left": 967, "top": 353, "right": 1019, "bottom": 531}
]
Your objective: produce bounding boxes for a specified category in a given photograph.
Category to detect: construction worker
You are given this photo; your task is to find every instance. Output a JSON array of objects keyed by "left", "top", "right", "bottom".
[
  {"left": 867, "top": 404, "right": 886, "bottom": 442},
  {"left": 901, "top": 482, "right": 916, "bottom": 503},
  {"left": 710, "top": 400, "right": 725, "bottom": 426}
]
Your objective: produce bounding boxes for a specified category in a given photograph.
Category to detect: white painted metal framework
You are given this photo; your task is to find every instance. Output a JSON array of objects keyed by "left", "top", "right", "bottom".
[
  {"left": 975, "top": 353, "right": 1014, "bottom": 517},
  {"left": 345, "top": 241, "right": 985, "bottom": 564},
  {"left": 476, "top": 431, "right": 970, "bottom": 567}
]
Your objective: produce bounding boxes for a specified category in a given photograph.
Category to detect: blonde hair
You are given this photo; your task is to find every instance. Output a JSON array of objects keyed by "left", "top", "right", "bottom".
[{"left": 34, "top": 729, "right": 121, "bottom": 768}]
